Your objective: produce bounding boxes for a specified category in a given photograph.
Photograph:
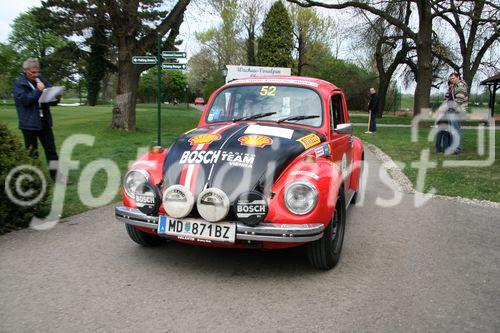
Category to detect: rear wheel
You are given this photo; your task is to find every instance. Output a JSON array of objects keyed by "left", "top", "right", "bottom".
[
  {"left": 125, "top": 224, "right": 164, "bottom": 247},
  {"left": 307, "top": 189, "right": 346, "bottom": 270}
]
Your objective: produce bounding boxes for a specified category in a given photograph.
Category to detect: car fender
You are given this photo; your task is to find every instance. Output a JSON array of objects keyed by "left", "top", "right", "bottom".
[
  {"left": 266, "top": 154, "right": 343, "bottom": 226},
  {"left": 122, "top": 148, "right": 168, "bottom": 208},
  {"left": 349, "top": 137, "right": 364, "bottom": 192}
]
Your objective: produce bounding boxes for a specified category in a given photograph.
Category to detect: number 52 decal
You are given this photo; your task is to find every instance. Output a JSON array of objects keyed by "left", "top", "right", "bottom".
[{"left": 260, "top": 86, "right": 276, "bottom": 96}]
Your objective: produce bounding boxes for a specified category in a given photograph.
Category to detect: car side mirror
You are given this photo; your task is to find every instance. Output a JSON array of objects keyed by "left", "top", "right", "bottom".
[{"left": 334, "top": 123, "right": 353, "bottom": 135}]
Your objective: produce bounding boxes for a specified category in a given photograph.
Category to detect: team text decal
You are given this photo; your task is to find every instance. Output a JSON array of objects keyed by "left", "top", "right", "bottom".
[
  {"left": 238, "top": 135, "right": 273, "bottom": 148},
  {"left": 290, "top": 170, "right": 319, "bottom": 180},
  {"left": 179, "top": 150, "right": 255, "bottom": 168}
]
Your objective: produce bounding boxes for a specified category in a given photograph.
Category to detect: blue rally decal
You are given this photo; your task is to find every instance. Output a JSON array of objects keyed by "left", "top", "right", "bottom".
[{"left": 159, "top": 215, "right": 167, "bottom": 233}]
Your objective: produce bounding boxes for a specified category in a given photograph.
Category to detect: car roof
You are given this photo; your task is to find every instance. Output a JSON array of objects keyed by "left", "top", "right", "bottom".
[{"left": 224, "top": 75, "right": 339, "bottom": 91}]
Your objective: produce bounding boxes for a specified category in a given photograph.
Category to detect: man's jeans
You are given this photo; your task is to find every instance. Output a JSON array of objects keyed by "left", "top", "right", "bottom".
[
  {"left": 449, "top": 113, "right": 462, "bottom": 153},
  {"left": 435, "top": 127, "right": 450, "bottom": 153}
]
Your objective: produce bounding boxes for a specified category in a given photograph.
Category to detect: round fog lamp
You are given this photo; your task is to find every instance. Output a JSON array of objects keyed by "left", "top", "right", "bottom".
[
  {"left": 234, "top": 191, "right": 268, "bottom": 226},
  {"left": 197, "top": 188, "right": 230, "bottom": 222},
  {"left": 162, "top": 185, "right": 195, "bottom": 218},
  {"left": 134, "top": 182, "right": 161, "bottom": 215}
]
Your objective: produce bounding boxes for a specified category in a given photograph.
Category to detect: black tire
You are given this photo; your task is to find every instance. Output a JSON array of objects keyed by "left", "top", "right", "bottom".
[
  {"left": 307, "top": 189, "right": 346, "bottom": 270},
  {"left": 125, "top": 224, "right": 164, "bottom": 247}
]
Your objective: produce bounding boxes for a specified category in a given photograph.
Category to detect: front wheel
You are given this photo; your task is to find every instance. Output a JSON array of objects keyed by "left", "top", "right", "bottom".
[
  {"left": 125, "top": 224, "right": 164, "bottom": 246},
  {"left": 307, "top": 189, "right": 346, "bottom": 270}
]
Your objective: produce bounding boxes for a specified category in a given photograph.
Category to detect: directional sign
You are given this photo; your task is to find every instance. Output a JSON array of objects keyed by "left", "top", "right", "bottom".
[
  {"left": 162, "top": 63, "right": 187, "bottom": 70},
  {"left": 161, "top": 51, "right": 187, "bottom": 59},
  {"left": 132, "top": 56, "right": 157, "bottom": 65}
]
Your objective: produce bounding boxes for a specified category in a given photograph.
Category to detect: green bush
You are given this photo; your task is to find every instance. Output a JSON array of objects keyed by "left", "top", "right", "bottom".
[{"left": 0, "top": 122, "right": 49, "bottom": 234}]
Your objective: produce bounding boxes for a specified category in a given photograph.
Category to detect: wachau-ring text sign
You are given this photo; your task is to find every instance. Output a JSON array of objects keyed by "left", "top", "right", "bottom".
[{"left": 131, "top": 33, "right": 187, "bottom": 146}]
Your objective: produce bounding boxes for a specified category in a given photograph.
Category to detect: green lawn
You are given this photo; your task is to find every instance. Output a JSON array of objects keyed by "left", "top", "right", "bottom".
[
  {"left": 354, "top": 127, "right": 500, "bottom": 202},
  {"left": 349, "top": 114, "right": 413, "bottom": 125},
  {"left": 0, "top": 103, "right": 201, "bottom": 218}
]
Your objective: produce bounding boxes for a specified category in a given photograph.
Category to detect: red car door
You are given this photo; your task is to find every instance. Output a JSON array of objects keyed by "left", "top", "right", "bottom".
[{"left": 328, "top": 93, "right": 352, "bottom": 193}]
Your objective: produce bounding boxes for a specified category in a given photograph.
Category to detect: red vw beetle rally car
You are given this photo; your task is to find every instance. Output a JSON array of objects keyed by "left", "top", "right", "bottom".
[{"left": 115, "top": 76, "right": 364, "bottom": 269}]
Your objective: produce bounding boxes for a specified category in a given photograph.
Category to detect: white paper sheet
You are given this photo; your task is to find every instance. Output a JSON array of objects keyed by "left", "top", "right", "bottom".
[{"left": 38, "top": 86, "right": 65, "bottom": 103}]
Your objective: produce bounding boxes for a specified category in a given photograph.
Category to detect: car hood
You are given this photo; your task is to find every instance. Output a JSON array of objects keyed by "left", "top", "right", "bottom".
[{"left": 162, "top": 122, "right": 325, "bottom": 201}]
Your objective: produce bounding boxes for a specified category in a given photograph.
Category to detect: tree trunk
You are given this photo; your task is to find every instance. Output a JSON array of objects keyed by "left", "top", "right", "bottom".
[
  {"left": 378, "top": 73, "right": 391, "bottom": 116},
  {"left": 462, "top": 59, "right": 473, "bottom": 95},
  {"left": 112, "top": 59, "right": 139, "bottom": 131},
  {"left": 413, "top": 2, "right": 433, "bottom": 116},
  {"left": 247, "top": 29, "right": 256, "bottom": 65},
  {"left": 297, "top": 34, "right": 304, "bottom": 76},
  {"left": 87, "top": 80, "right": 100, "bottom": 106}
]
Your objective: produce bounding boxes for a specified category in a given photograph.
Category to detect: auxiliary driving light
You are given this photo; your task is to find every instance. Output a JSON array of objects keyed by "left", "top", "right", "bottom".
[
  {"left": 197, "top": 188, "right": 230, "bottom": 222},
  {"left": 162, "top": 185, "right": 195, "bottom": 218}
]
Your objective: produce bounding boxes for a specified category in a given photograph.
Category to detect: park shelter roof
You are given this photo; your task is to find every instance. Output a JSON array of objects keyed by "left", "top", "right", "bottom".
[
  {"left": 480, "top": 72, "right": 499, "bottom": 118},
  {"left": 480, "top": 73, "right": 500, "bottom": 85}
]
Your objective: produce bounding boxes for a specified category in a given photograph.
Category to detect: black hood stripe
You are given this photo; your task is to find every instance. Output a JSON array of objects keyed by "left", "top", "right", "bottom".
[{"left": 164, "top": 122, "right": 326, "bottom": 200}]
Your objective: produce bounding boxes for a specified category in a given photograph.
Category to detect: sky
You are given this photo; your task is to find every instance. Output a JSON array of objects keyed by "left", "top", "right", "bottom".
[{"left": 0, "top": 0, "right": 40, "bottom": 42}]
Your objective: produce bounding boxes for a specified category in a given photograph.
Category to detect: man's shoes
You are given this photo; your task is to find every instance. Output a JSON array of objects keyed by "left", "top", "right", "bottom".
[{"left": 364, "top": 131, "right": 373, "bottom": 134}]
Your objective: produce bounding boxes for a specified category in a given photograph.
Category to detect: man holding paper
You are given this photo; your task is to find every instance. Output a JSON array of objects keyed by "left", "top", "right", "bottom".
[{"left": 12, "top": 57, "right": 69, "bottom": 183}]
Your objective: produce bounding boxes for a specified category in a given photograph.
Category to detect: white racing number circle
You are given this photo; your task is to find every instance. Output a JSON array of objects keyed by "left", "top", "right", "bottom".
[
  {"left": 162, "top": 185, "right": 195, "bottom": 218},
  {"left": 234, "top": 191, "right": 268, "bottom": 226},
  {"left": 197, "top": 188, "right": 230, "bottom": 222},
  {"left": 135, "top": 182, "right": 161, "bottom": 215}
]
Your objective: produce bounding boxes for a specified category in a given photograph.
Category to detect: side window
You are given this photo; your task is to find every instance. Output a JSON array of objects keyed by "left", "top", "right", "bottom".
[{"left": 330, "top": 94, "right": 344, "bottom": 129}]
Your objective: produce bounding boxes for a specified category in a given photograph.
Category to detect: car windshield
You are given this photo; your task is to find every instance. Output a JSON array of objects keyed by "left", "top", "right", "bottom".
[{"left": 206, "top": 85, "right": 322, "bottom": 127}]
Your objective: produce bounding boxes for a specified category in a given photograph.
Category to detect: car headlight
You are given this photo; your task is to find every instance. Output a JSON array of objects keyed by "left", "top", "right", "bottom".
[
  {"left": 124, "top": 169, "right": 149, "bottom": 198},
  {"left": 284, "top": 181, "right": 318, "bottom": 215}
]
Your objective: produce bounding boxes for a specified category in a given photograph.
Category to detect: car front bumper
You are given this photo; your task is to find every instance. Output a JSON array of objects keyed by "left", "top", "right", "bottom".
[{"left": 115, "top": 205, "right": 324, "bottom": 243}]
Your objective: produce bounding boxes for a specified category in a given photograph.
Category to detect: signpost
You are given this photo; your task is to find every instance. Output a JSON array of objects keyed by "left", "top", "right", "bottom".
[
  {"left": 162, "top": 63, "right": 187, "bottom": 70},
  {"left": 132, "top": 56, "right": 157, "bottom": 65},
  {"left": 131, "top": 33, "right": 187, "bottom": 146},
  {"left": 162, "top": 51, "right": 186, "bottom": 58}
]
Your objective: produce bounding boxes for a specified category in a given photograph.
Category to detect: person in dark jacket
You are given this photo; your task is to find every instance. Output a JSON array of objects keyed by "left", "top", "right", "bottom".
[
  {"left": 366, "top": 87, "right": 378, "bottom": 134},
  {"left": 13, "top": 58, "right": 68, "bottom": 183}
]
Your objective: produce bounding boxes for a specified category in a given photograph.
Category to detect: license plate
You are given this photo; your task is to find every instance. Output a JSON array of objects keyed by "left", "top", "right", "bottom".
[{"left": 158, "top": 215, "right": 236, "bottom": 243}]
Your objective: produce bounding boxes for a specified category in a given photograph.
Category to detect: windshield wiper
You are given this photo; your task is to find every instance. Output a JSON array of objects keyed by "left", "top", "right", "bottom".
[
  {"left": 233, "top": 112, "right": 276, "bottom": 122},
  {"left": 277, "top": 115, "right": 319, "bottom": 123}
]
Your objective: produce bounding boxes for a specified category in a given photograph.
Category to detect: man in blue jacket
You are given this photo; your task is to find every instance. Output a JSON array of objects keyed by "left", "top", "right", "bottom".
[{"left": 13, "top": 58, "right": 68, "bottom": 183}]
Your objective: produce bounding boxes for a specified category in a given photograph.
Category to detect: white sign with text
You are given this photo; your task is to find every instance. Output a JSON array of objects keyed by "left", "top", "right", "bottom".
[{"left": 225, "top": 65, "right": 291, "bottom": 83}]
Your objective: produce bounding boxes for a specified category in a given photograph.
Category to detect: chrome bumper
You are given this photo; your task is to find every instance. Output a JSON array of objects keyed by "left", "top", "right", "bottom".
[{"left": 115, "top": 205, "right": 324, "bottom": 243}]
